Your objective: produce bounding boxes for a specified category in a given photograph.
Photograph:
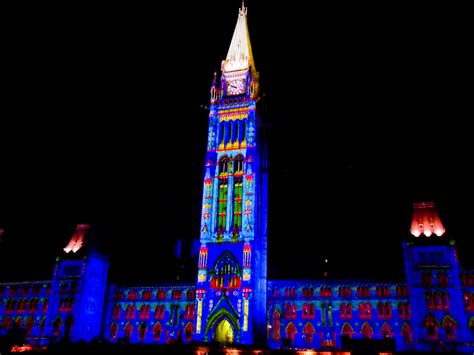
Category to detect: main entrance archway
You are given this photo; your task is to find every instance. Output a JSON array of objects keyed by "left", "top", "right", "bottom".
[{"left": 213, "top": 319, "right": 234, "bottom": 344}]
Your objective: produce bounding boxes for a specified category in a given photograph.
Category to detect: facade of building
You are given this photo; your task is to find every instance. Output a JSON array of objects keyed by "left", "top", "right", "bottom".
[{"left": 1, "top": 4, "right": 473, "bottom": 352}]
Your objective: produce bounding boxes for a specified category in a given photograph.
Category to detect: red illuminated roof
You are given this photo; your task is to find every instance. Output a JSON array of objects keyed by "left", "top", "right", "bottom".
[
  {"left": 410, "top": 202, "right": 445, "bottom": 237},
  {"left": 63, "top": 224, "right": 90, "bottom": 253}
]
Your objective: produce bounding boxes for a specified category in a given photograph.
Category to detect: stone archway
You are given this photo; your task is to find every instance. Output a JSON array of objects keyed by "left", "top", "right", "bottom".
[{"left": 213, "top": 319, "right": 234, "bottom": 344}]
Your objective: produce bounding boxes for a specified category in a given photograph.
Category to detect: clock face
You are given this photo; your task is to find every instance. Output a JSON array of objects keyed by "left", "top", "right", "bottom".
[{"left": 227, "top": 79, "right": 245, "bottom": 95}]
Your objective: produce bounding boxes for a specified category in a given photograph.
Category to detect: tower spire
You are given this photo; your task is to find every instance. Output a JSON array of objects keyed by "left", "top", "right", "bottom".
[{"left": 222, "top": 3, "right": 255, "bottom": 73}]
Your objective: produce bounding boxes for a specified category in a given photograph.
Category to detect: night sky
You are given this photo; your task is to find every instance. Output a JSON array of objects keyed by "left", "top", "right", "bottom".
[{"left": 1, "top": 2, "right": 472, "bottom": 285}]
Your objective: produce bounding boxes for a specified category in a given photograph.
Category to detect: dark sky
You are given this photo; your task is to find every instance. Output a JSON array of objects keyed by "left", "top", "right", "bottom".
[{"left": 1, "top": 2, "right": 472, "bottom": 284}]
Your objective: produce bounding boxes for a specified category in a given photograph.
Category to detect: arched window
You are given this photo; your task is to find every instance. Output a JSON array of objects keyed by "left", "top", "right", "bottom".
[
  {"left": 285, "top": 322, "right": 297, "bottom": 343},
  {"left": 341, "top": 322, "right": 354, "bottom": 338},
  {"left": 424, "top": 314, "right": 439, "bottom": 340},
  {"left": 26, "top": 316, "right": 34, "bottom": 335},
  {"left": 438, "top": 272, "right": 448, "bottom": 286},
  {"left": 217, "top": 178, "right": 228, "bottom": 231},
  {"left": 155, "top": 305, "right": 165, "bottom": 319},
  {"left": 110, "top": 322, "right": 118, "bottom": 340},
  {"left": 53, "top": 317, "right": 62, "bottom": 336},
  {"left": 303, "top": 322, "right": 315, "bottom": 343},
  {"left": 124, "top": 322, "right": 133, "bottom": 340},
  {"left": 218, "top": 156, "right": 230, "bottom": 175},
  {"left": 426, "top": 292, "right": 435, "bottom": 310},
  {"left": 138, "top": 322, "right": 147, "bottom": 341},
  {"left": 401, "top": 323, "right": 413, "bottom": 344},
  {"left": 184, "top": 322, "right": 194, "bottom": 341},
  {"left": 359, "top": 302, "right": 372, "bottom": 319},
  {"left": 112, "top": 304, "right": 121, "bottom": 319},
  {"left": 441, "top": 291, "right": 450, "bottom": 310},
  {"left": 381, "top": 322, "right": 393, "bottom": 338},
  {"left": 272, "top": 309, "right": 281, "bottom": 341},
  {"left": 443, "top": 315, "right": 456, "bottom": 340},
  {"left": 233, "top": 177, "right": 243, "bottom": 231},
  {"left": 234, "top": 155, "right": 244, "bottom": 174},
  {"left": 361, "top": 322, "right": 373, "bottom": 339},
  {"left": 303, "top": 303, "right": 310, "bottom": 319},
  {"left": 153, "top": 322, "right": 162, "bottom": 340}
]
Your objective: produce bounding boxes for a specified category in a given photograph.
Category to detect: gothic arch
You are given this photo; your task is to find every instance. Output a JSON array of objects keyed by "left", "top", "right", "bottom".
[
  {"left": 205, "top": 308, "right": 240, "bottom": 343},
  {"left": 26, "top": 316, "right": 34, "bottom": 335},
  {"left": 153, "top": 322, "right": 162, "bottom": 340},
  {"left": 442, "top": 315, "right": 457, "bottom": 340},
  {"left": 341, "top": 322, "right": 354, "bottom": 338},
  {"left": 401, "top": 322, "right": 413, "bottom": 344},
  {"left": 303, "top": 322, "right": 315, "bottom": 343},
  {"left": 138, "top": 322, "right": 147, "bottom": 341},
  {"left": 381, "top": 322, "right": 393, "bottom": 338},
  {"left": 285, "top": 322, "right": 297, "bottom": 343},
  {"left": 218, "top": 155, "right": 231, "bottom": 175},
  {"left": 211, "top": 251, "right": 241, "bottom": 273},
  {"left": 110, "top": 322, "right": 118, "bottom": 340},
  {"left": 271, "top": 308, "right": 281, "bottom": 341},
  {"left": 234, "top": 155, "right": 244, "bottom": 173},
  {"left": 184, "top": 322, "right": 194, "bottom": 341},
  {"left": 424, "top": 314, "right": 439, "bottom": 340},
  {"left": 124, "top": 322, "right": 133, "bottom": 339},
  {"left": 53, "top": 316, "right": 62, "bottom": 336},
  {"left": 361, "top": 322, "right": 373, "bottom": 339}
]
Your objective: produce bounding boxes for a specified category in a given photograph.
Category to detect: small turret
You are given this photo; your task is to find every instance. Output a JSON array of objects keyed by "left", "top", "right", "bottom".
[
  {"left": 210, "top": 72, "right": 219, "bottom": 104},
  {"left": 410, "top": 202, "right": 446, "bottom": 238},
  {"left": 63, "top": 224, "right": 90, "bottom": 254}
]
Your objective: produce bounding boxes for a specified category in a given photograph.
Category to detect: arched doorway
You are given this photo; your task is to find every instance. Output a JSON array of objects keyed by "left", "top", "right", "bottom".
[{"left": 213, "top": 319, "right": 234, "bottom": 344}]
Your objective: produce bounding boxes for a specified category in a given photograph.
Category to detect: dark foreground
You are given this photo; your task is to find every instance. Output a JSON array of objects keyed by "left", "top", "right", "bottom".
[{"left": 3, "top": 341, "right": 472, "bottom": 355}]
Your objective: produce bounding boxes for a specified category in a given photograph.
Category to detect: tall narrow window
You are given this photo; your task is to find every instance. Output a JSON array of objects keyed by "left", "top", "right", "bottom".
[
  {"left": 234, "top": 155, "right": 244, "bottom": 174},
  {"left": 218, "top": 179, "right": 228, "bottom": 231},
  {"left": 218, "top": 156, "right": 230, "bottom": 175},
  {"left": 233, "top": 177, "right": 243, "bottom": 231}
]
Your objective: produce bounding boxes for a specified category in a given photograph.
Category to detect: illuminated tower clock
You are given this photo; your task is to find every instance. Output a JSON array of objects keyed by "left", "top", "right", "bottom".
[{"left": 194, "top": 4, "right": 268, "bottom": 346}]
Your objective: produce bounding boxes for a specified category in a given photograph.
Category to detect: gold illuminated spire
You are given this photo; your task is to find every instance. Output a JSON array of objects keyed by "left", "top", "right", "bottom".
[{"left": 222, "top": 3, "right": 255, "bottom": 73}]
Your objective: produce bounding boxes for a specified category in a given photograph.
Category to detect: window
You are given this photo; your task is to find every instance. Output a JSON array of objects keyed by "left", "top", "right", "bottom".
[
  {"left": 272, "top": 309, "right": 281, "bottom": 341},
  {"left": 285, "top": 323, "right": 297, "bottom": 343},
  {"left": 153, "top": 322, "right": 162, "bottom": 340},
  {"left": 381, "top": 322, "right": 393, "bottom": 338},
  {"left": 443, "top": 316, "right": 456, "bottom": 340},
  {"left": 155, "top": 305, "right": 165, "bottom": 320},
  {"left": 218, "top": 156, "right": 230, "bottom": 175},
  {"left": 110, "top": 322, "right": 118, "bottom": 340},
  {"left": 359, "top": 302, "right": 372, "bottom": 319},
  {"left": 438, "top": 272, "right": 448, "bottom": 286},
  {"left": 233, "top": 177, "right": 243, "bottom": 231},
  {"left": 217, "top": 179, "right": 228, "bottom": 231},
  {"left": 303, "top": 322, "right": 315, "bottom": 343},
  {"left": 234, "top": 155, "right": 244, "bottom": 174},
  {"left": 401, "top": 323, "right": 413, "bottom": 344},
  {"left": 424, "top": 315, "right": 439, "bottom": 340},
  {"left": 184, "top": 322, "right": 194, "bottom": 341},
  {"left": 112, "top": 305, "right": 121, "bottom": 319},
  {"left": 138, "top": 322, "right": 147, "bottom": 341}
]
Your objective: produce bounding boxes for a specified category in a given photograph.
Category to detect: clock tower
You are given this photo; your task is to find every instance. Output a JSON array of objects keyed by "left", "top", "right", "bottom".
[{"left": 194, "top": 3, "right": 268, "bottom": 346}]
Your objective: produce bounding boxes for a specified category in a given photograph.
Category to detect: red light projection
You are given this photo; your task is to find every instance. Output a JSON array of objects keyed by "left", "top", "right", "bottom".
[{"left": 410, "top": 202, "right": 445, "bottom": 237}]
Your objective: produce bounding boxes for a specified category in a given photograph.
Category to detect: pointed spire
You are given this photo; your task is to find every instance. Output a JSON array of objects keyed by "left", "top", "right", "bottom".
[
  {"left": 222, "top": 3, "right": 255, "bottom": 73},
  {"left": 410, "top": 202, "right": 446, "bottom": 237},
  {"left": 64, "top": 224, "right": 90, "bottom": 253},
  {"left": 210, "top": 71, "right": 219, "bottom": 104}
]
